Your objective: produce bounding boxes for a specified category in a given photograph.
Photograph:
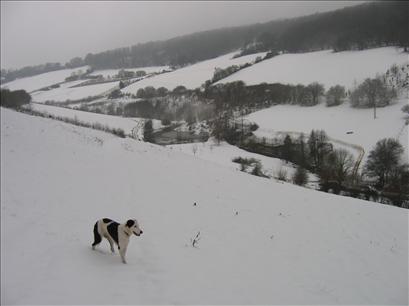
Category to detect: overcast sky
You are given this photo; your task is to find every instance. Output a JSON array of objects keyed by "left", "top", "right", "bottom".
[{"left": 1, "top": 1, "right": 366, "bottom": 70}]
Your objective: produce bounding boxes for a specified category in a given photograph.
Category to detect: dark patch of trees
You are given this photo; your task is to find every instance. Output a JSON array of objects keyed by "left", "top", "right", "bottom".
[
  {"left": 0, "top": 89, "right": 31, "bottom": 109},
  {"left": 205, "top": 81, "right": 326, "bottom": 112},
  {"left": 143, "top": 120, "right": 154, "bottom": 142}
]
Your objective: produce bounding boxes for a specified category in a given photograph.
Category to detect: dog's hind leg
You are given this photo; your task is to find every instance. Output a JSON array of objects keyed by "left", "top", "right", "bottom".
[
  {"left": 92, "top": 222, "right": 102, "bottom": 250},
  {"left": 106, "top": 236, "right": 115, "bottom": 253}
]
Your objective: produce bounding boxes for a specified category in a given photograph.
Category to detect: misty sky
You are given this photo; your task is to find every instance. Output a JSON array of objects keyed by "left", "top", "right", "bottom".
[{"left": 1, "top": 1, "right": 367, "bottom": 70}]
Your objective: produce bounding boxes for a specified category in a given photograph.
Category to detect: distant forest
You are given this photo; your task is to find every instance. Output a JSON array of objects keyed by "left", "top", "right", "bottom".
[{"left": 1, "top": 1, "right": 408, "bottom": 83}]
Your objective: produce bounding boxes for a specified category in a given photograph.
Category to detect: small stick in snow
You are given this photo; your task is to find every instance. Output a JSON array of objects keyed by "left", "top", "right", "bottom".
[{"left": 191, "top": 231, "right": 201, "bottom": 248}]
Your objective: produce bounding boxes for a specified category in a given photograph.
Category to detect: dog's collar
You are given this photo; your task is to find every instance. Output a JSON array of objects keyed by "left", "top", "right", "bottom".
[{"left": 124, "top": 229, "right": 130, "bottom": 237}]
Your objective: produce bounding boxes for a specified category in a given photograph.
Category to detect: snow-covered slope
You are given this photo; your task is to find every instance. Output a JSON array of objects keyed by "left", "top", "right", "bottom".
[
  {"left": 122, "top": 51, "right": 267, "bottom": 93},
  {"left": 217, "top": 47, "right": 408, "bottom": 89},
  {"left": 167, "top": 139, "right": 318, "bottom": 187},
  {"left": 0, "top": 66, "right": 89, "bottom": 93},
  {"left": 246, "top": 97, "right": 408, "bottom": 164},
  {"left": 89, "top": 66, "right": 171, "bottom": 78},
  {"left": 1, "top": 108, "right": 407, "bottom": 305},
  {"left": 28, "top": 103, "right": 159, "bottom": 139},
  {"left": 31, "top": 80, "right": 119, "bottom": 103}
]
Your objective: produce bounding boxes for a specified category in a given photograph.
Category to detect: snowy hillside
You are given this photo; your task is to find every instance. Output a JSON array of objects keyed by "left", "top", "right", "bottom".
[
  {"left": 31, "top": 80, "right": 119, "bottom": 103},
  {"left": 89, "top": 66, "right": 171, "bottom": 78},
  {"left": 28, "top": 103, "right": 163, "bottom": 139},
  {"left": 246, "top": 96, "right": 408, "bottom": 165},
  {"left": 1, "top": 108, "right": 407, "bottom": 305},
  {"left": 0, "top": 66, "right": 89, "bottom": 93},
  {"left": 122, "top": 51, "right": 267, "bottom": 93},
  {"left": 167, "top": 139, "right": 318, "bottom": 187},
  {"left": 217, "top": 47, "right": 408, "bottom": 89}
]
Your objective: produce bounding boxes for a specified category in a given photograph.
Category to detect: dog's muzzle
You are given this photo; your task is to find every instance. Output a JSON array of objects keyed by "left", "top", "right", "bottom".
[{"left": 134, "top": 230, "right": 143, "bottom": 236}]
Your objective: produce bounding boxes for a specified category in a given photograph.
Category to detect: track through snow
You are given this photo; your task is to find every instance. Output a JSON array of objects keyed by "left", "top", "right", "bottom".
[{"left": 1, "top": 108, "right": 408, "bottom": 305}]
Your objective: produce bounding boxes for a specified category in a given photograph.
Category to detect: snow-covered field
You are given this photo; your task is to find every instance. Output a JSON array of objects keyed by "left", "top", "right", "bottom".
[
  {"left": 90, "top": 66, "right": 171, "bottom": 78},
  {"left": 29, "top": 103, "right": 144, "bottom": 138},
  {"left": 217, "top": 47, "right": 408, "bottom": 89},
  {"left": 168, "top": 139, "right": 318, "bottom": 187},
  {"left": 1, "top": 108, "right": 408, "bottom": 304},
  {"left": 122, "top": 51, "right": 267, "bottom": 93},
  {"left": 246, "top": 97, "right": 408, "bottom": 164},
  {"left": 31, "top": 80, "right": 119, "bottom": 103},
  {"left": 0, "top": 66, "right": 89, "bottom": 93}
]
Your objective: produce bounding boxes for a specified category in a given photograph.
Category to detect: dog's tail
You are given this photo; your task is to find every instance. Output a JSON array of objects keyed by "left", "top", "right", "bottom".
[{"left": 92, "top": 221, "right": 102, "bottom": 248}]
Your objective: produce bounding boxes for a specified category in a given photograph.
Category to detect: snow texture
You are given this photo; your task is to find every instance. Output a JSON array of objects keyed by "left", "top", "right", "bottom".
[{"left": 1, "top": 107, "right": 407, "bottom": 305}]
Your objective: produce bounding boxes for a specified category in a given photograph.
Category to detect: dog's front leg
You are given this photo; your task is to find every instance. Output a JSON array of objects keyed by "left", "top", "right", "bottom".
[{"left": 119, "top": 246, "right": 127, "bottom": 264}]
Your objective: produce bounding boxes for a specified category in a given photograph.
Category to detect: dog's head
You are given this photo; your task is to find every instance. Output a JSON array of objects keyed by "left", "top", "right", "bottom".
[{"left": 126, "top": 219, "right": 143, "bottom": 236}]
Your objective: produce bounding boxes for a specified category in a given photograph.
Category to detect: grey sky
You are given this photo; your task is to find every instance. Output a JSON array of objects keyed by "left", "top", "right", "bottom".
[{"left": 1, "top": 1, "right": 366, "bottom": 70}]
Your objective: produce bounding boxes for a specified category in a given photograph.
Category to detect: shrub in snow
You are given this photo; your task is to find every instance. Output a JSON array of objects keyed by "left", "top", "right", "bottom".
[
  {"left": 293, "top": 165, "right": 308, "bottom": 186},
  {"left": 276, "top": 168, "right": 288, "bottom": 182}
]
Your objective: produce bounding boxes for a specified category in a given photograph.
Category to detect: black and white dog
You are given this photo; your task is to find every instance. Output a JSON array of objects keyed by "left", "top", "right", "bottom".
[{"left": 92, "top": 218, "right": 143, "bottom": 264}]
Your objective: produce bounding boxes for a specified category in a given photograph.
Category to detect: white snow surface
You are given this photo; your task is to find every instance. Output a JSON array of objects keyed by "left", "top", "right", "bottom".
[
  {"left": 217, "top": 47, "right": 408, "bottom": 89},
  {"left": 1, "top": 107, "right": 408, "bottom": 305},
  {"left": 167, "top": 139, "right": 317, "bottom": 187},
  {"left": 246, "top": 97, "right": 409, "bottom": 164},
  {"left": 0, "top": 66, "right": 89, "bottom": 93},
  {"left": 122, "top": 51, "right": 267, "bottom": 93},
  {"left": 29, "top": 103, "right": 143, "bottom": 137},
  {"left": 90, "top": 66, "right": 171, "bottom": 78},
  {"left": 31, "top": 81, "right": 119, "bottom": 103}
]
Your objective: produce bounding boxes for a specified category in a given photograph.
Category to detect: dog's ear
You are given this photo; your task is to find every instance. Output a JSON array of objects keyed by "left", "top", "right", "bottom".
[{"left": 126, "top": 219, "right": 135, "bottom": 228}]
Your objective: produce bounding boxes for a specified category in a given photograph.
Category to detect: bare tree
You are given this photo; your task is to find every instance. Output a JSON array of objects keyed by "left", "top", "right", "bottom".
[
  {"left": 350, "top": 78, "right": 396, "bottom": 119},
  {"left": 332, "top": 149, "right": 355, "bottom": 185},
  {"left": 365, "top": 138, "right": 404, "bottom": 188},
  {"left": 326, "top": 85, "right": 346, "bottom": 106}
]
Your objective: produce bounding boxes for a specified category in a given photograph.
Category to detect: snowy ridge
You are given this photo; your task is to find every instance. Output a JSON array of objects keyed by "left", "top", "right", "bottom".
[
  {"left": 1, "top": 108, "right": 407, "bottom": 304},
  {"left": 122, "top": 51, "right": 267, "bottom": 93},
  {"left": 217, "top": 47, "right": 408, "bottom": 89},
  {"left": 0, "top": 66, "right": 89, "bottom": 93},
  {"left": 31, "top": 81, "right": 120, "bottom": 103}
]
